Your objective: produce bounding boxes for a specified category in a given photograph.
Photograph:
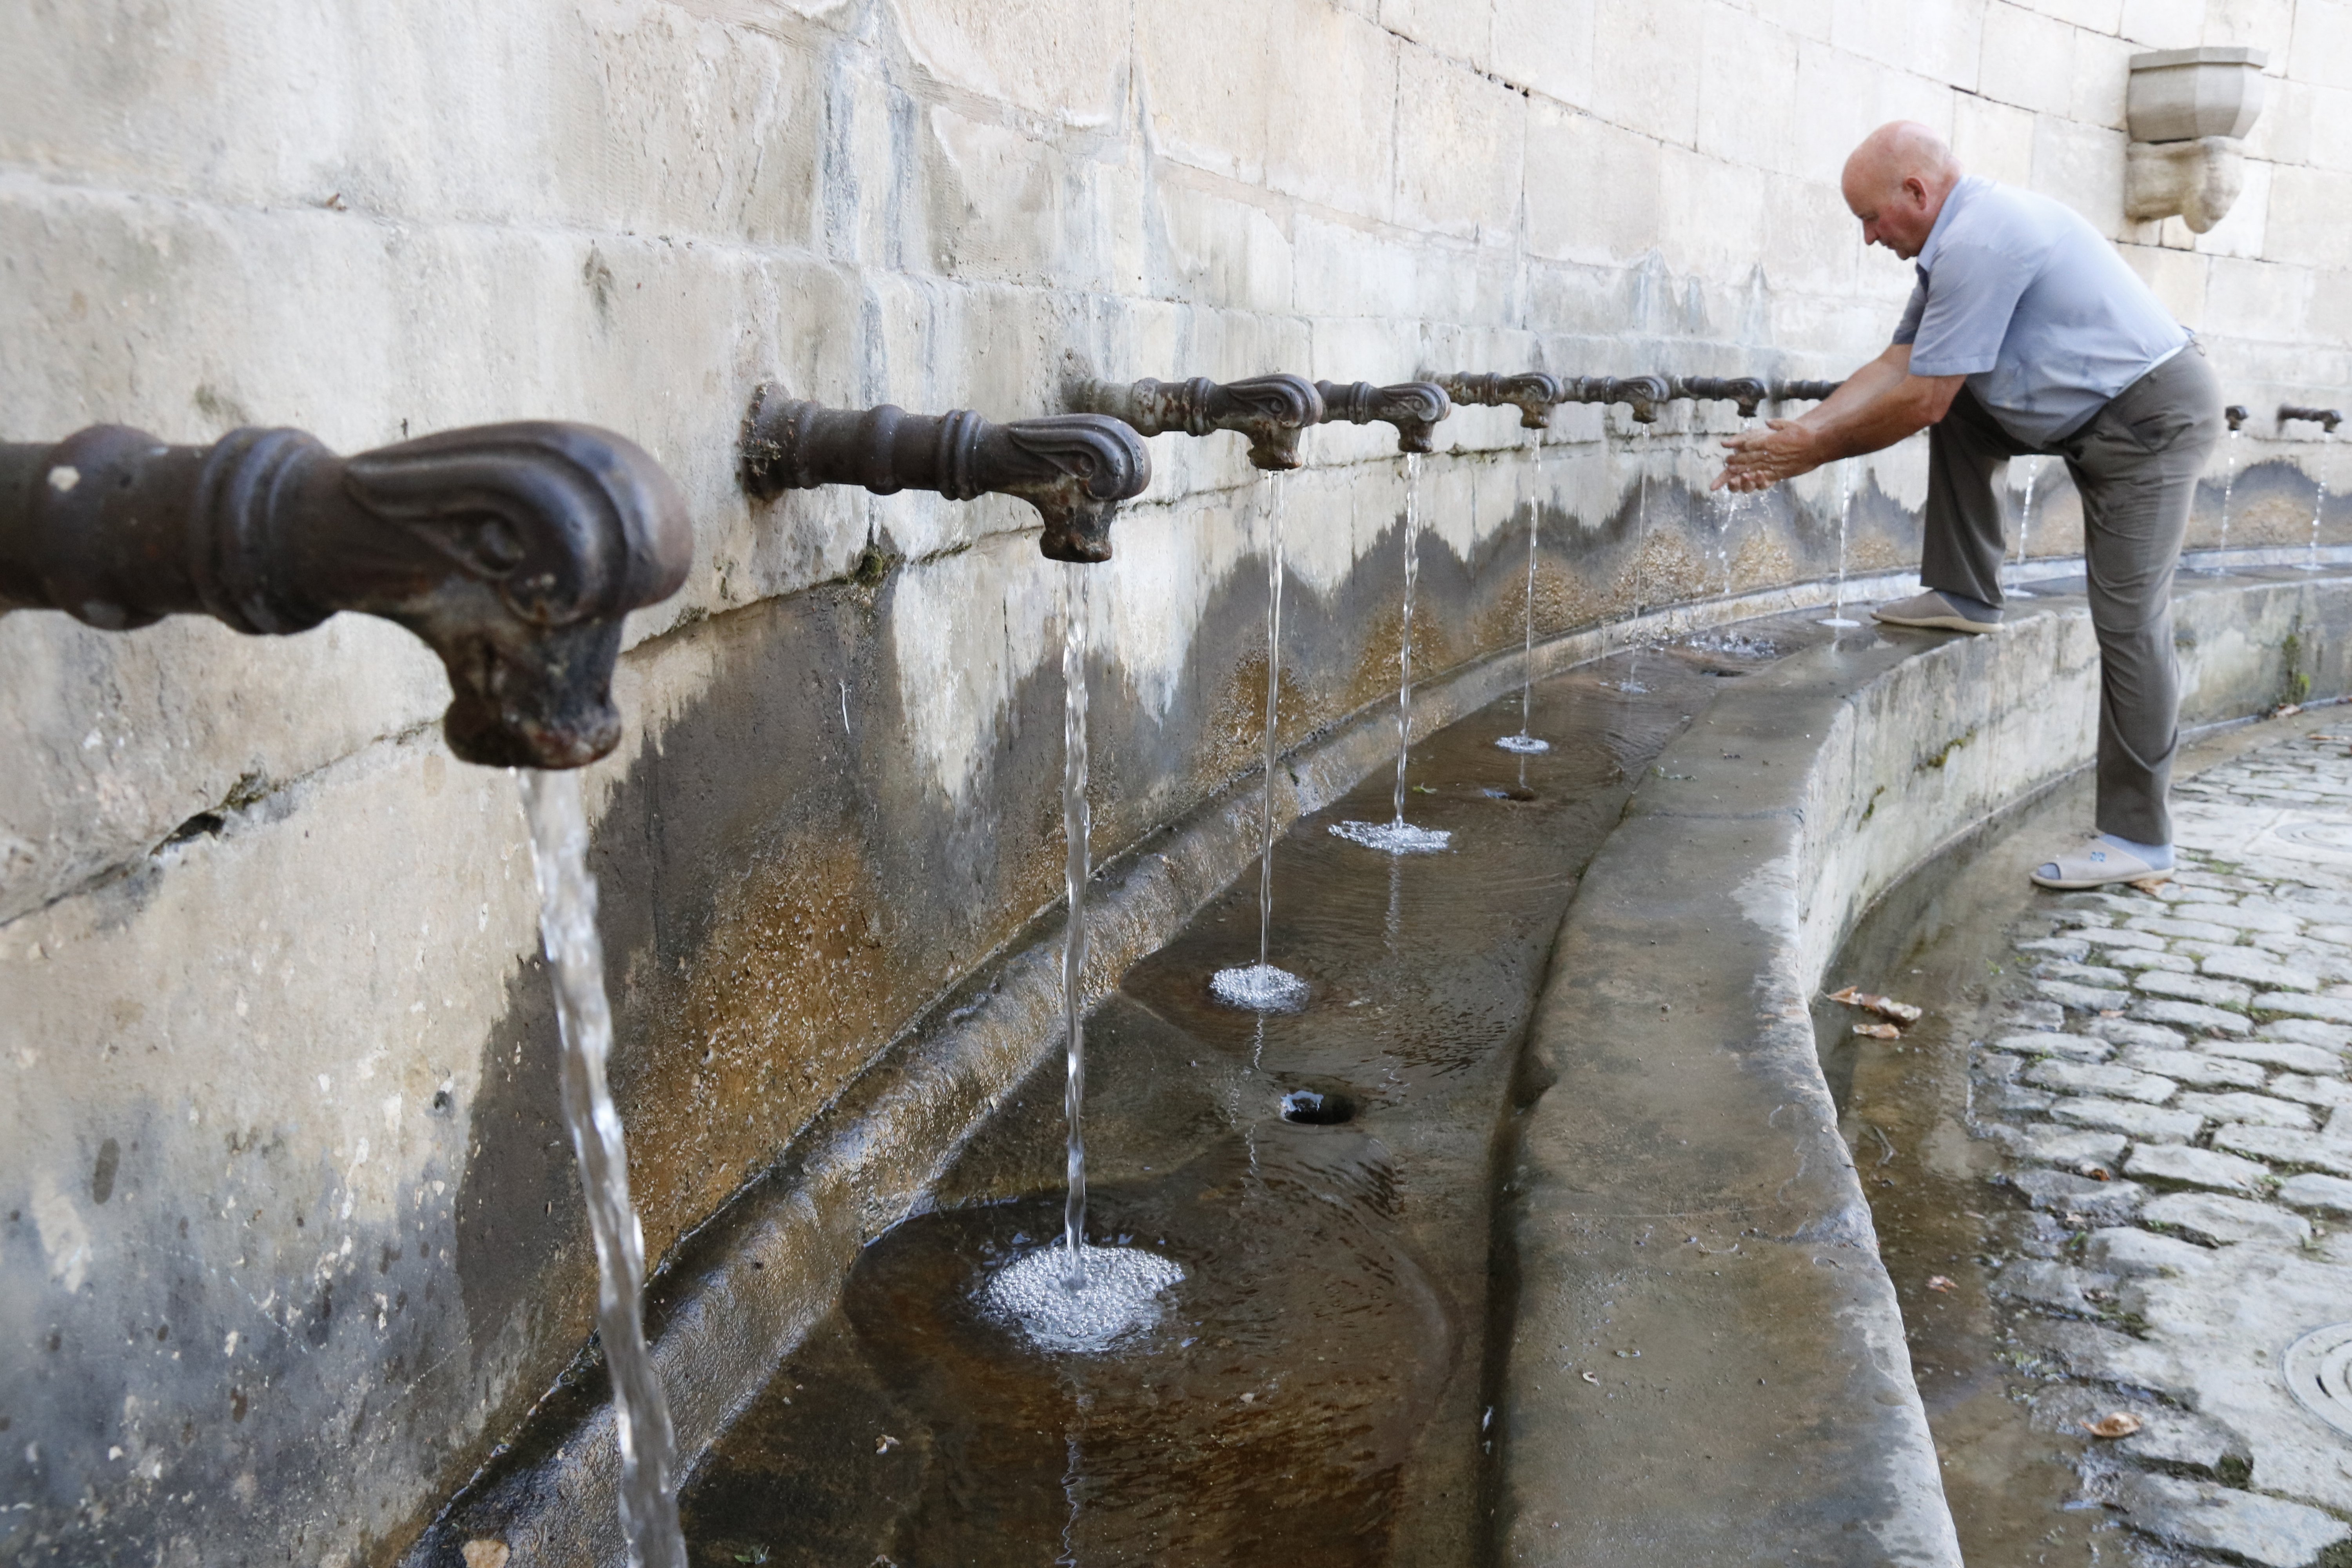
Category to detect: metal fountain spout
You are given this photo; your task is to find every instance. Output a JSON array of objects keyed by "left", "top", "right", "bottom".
[
  {"left": 1312, "top": 380, "right": 1453, "bottom": 454},
  {"left": 1564, "top": 376, "right": 1673, "bottom": 424},
  {"left": 740, "top": 383, "right": 1151, "bottom": 564},
  {"left": 2280, "top": 405, "right": 2343, "bottom": 435},
  {"left": 1773, "top": 379, "right": 1845, "bottom": 404},
  {"left": 1672, "top": 377, "right": 1770, "bottom": 419},
  {"left": 1074, "top": 374, "right": 1324, "bottom": 472},
  {"left": 1433, "top": 373, "right": 1564, "bottom": 430},
  {"left": 0, "top": 420, "right": 692, "bottom": 769},
  {"left": 2226, "top": 405, "right": 2250, "bottom": 433}
]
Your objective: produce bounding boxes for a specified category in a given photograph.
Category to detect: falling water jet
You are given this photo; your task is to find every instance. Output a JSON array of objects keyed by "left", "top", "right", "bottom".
[
  {"left": 2302, "top": 431, "right": 2333, "bottom": 572},
  {"left": 516, "top": 771, "right": 686, "bottom": 1568},
  {"left": 2004, "top": 456, "right": 2041, "bottom": 599},
  {"left": 1818, "top": 461, "right": 1861, "bottom": 628},
  {"left": 1212, "top": 477, "right": 1310, "bottom": 1013},
  {"left": 1334, "top": 454, "right": 1452, "bottom": 853},
  {"left": 981, "top": 568, "right": 1190, "bottom": 1352},
  {"left": 1498, "top": 426, "right": 1551, "bottom": 756},
  {"left": 2209, "top": 412, "right": 2247, "bottom": 570}
]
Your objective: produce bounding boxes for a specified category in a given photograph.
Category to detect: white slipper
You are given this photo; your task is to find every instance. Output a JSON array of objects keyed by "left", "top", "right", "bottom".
[{"left": 2030, "top": 837, "right": 2170, "bottom": 891}]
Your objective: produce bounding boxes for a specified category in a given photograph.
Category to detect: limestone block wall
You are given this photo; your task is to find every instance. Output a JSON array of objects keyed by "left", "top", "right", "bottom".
[{"left": 0, "top": 1, "right": 2344, "bottom": 1563}]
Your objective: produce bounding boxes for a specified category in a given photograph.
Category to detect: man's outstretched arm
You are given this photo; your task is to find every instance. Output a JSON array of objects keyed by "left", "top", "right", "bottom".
[{"left": 1711, "top": 345, "right": 1965, "bottom": 492}]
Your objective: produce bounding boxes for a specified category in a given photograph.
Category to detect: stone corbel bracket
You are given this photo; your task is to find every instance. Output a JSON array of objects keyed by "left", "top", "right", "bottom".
[
  {"left": 2125, "top": 47, "right": 2268, "bottom": 234},
  {"left": 0, "top": 421, "right": 693, "bottom": 769},
  {"left": 1432, "top": 373, "right": 1563, "bottom": 430},
  {"left": 1671, "top": 377, "right": 1770, "bottom": 419},
  {"left": 1562, "top": 376, "right": 1673, "bottom": 425},
  {"left": 740, "top": 385, "right": 1152, "bottom": 564},
  {"left": 1074, "top": 374, "right": 1324, "bottom": 472},
  {"left": 1312, "top": 380, "right": 1453, "bottom": 454},
  {"left": 2279, "top": 405, "right": 2343, "bottom": 436}
]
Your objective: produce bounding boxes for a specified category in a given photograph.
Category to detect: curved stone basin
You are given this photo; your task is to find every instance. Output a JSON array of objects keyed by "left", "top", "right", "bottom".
[{"left": 414, "top": 559, "right": 2352, "bottom": 1567}]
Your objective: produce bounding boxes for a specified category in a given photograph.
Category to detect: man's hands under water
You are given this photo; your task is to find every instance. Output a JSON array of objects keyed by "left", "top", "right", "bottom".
[{"left": 1711, "top": 420, "right": 1823, "bottom": 493}]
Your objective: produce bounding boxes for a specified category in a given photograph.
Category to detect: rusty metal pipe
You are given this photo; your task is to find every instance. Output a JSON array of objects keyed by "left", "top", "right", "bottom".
[
  {"left": 2226, "top": 405, "right": 2250, "bottom": 433},
  {"left": 1773, "top": 379, "right": 1845, "bottom": 404},
  {"left": 1561, "top": 376, "right": 1673, "bottom": 425},
  {"left": 0, "top": 421, "right": 691, "bottom": 769},
  {"left": 2279, "top": 405, "right": 2343, "bottom": 435},
  {"left": 739, "top": 384, "right": 1151, "bottom": 564},
  {"left": 1672, "top": 376, "right": 1770, "bottom": 419},
  {"left": 1074, "top": 375, "right": 1323, "bottom": 472},
  {"left": 1430, "top": 373, "right": 1563, "bottom": 430},
  {"left": 1311, "top": 380, "right": 1452, "bottom": 454}
]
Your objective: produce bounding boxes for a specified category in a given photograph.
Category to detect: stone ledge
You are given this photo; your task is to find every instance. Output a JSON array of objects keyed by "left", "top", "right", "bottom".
[{"left": 1498, "top": 565, "right": 2352, "bottom": 1564}]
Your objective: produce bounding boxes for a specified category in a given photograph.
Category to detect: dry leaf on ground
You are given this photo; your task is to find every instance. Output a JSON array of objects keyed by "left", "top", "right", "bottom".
[
  {"left": 1853, "top": 1022, "right": 1902, "bottom": 1040},
  {"left": 2081, "top": 1412, "right": 2144, "bottom": 1439},
  {"left": 1926, "top": 1275, "right": 1955, "bottom": 1293},
  {"left": 1828, "top": 986, "right": 1923, "bottom": 1024}
]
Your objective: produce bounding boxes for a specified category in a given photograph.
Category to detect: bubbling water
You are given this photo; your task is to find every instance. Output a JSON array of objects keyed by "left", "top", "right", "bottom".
[{"left": 982, "top": 1243, "right": 1187, "bottom": 1356}]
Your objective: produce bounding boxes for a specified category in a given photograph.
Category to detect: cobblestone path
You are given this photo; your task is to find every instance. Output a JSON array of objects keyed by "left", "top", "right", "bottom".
[{"left": 1840, "top": 726, "right": 2352, "bottom": 1568}]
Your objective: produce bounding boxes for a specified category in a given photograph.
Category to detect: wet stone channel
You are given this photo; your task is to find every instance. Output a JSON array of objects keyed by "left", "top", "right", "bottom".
[
  {"left": 1828, "top": 723, "right": 2352, "bottom": 1568},
  {"left": 680, "top": 615, "right": 1833, "bottom": 1566}
]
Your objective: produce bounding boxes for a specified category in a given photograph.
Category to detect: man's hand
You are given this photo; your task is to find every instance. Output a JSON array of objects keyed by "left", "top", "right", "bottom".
[{"left": 1713, "top": 420, "right": 1822, "bottom": 493}]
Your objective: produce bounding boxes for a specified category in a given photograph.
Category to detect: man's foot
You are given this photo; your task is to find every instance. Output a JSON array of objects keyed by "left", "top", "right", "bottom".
[
  {"left": 1872, "top": 589, "right": 2003, "bottom": 634},
  {"left": 2030, "top": 833, "right": 2174, "bottom": 890}
]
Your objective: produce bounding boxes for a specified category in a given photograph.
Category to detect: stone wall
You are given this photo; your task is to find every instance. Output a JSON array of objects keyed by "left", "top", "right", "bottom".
[{"left": 1, "top": 1, "right": 2345, "bottom": 1563}]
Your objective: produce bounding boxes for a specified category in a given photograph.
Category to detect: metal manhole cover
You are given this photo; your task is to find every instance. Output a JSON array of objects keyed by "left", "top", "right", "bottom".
[
  {"left": 2274, "top": 820, "right": 2352, "bottom": 851},
  {"left": 2284, "top": 1322, "right": 2352, "bottom": 1439}
]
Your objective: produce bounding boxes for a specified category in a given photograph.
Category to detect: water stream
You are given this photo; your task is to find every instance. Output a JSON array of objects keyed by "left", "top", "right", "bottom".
[
  {"left": 2212, "top": 426, "right": 2242, "bottom": 567},
  {"left": 515, "top": 771, "right": 686, "bottom": 1568},
  {"left": 2302, "top": 431, "right": 2332, "bottom": 570},
  {"left": 1818, "top": 459, "right": 1861, "bottom": 628},
  {"left": 1212, "top": 478, "right": 1310, "bottom": 1011},
  {"left": 1497, "top": 429, "right": 1550, "bottom": 756},
  {"left": 2005, "top": 455, "right": 2040, "bottom": 599},
  {"left": 1333, "top": 454, "right": 1452, "bottom": 853}
]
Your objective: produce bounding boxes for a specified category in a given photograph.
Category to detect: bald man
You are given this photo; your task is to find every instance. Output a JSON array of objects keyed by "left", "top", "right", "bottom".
[{"left": 1716, "top": 122, "right": 2219, "bottom": 891}]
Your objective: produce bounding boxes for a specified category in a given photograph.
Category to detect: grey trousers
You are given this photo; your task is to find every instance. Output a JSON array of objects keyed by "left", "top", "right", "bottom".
[{"left": 1919, "top": 345, "right": 2222, "bottom": 846}]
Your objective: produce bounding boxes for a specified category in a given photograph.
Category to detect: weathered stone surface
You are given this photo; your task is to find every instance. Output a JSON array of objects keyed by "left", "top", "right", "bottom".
[
  {"left": 2269, "top": 1073, "right": 2352, "bottom": 1109},
  {"left": 2087, "top": 1226, "right": 2216, "bottom": 1278},
  {"left": 2174, "top": 1091, "right": 2316, "bottom": 1129},
  {"left": 2116, "top": 1472, "right": 2351, "bottom": 1567},
  {"left": 2117, "top": 1410, "right": 2255, "bottom": 1482},
  {"left": 2258, "top": 1018, "right": 2352, "bottom": 1053},
  {"left": 2203, "top": 949, "right": 2323, "bottom": 991},
  {"left": 2040, "top": 959, "right": 2131, "bottom": 988},
  {"left": 2004, "top": 1168, "right": 2149, "bottom": 1221},
  {"left": 2026, "top": 1060, "right": 2179, "bottom": 1103},
  {"left": 2128, "top": 915, "right": 2243, "bottom": 943},
  {"left": 1993, "top": 1030, "right": 2111, "bottom": 1062},
  {"left": 2014, "top": 936, "right": 2091, "bottom": 962},
  {"left": 2082, "top": 927, "right": 2168, "bottom": 951},
  {"left": 2140, "top": 1191, "right": 2313, "bottom": 1247},
  {"left": 1990, "top": 1125, "right": 2128, "bottom": 1172},
  {"left": 2006, "top": 1000, "right": 2071, "bottom": 1030},
  {"left": 1988, "top": 1258, "right": 2112, "bottom": 1311},
  {"left": 2120, "top": 1046, "right": 2269, "bottom": 1088},
  {"left": 2203, "top": 1036, "right": 2338, "bottom": 1074},
  {"left": 2124, "top": 1142, "right": 2273, "bottom": 1195},
  {"left": 2276, "top": 1172, "right": 2352, "bottom": 1215},
  {"left": 2132, "top": 997, "right": 2256, "bottom": 1034},
  {"left": 2048, "top": 1097, "right": 2205, "bottom": 1141},
  {"left": 2041, "top": 978, "right": 2135, "bottom": 1012},
  {"left": 2256, "top": 991, "right": 2352, "bottom": 1024},
  {"left": 2137, "top": 969, "right": 2254, "bottom": 1008},
  {"left": 2214, "top": 1124, "right": 2352, "bottom": 1178},
  {"left": 2085, "top": 1016, "right": 2189, "bottom": 1050}
]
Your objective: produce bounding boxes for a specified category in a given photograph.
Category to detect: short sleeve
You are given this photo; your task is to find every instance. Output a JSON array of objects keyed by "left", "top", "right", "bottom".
[
  {"left": 1905, "top": 241, "right": 2034, "bottom": 377},
  {"left": 1891, "top": 272, "right": 1928, "bottom": 346}
]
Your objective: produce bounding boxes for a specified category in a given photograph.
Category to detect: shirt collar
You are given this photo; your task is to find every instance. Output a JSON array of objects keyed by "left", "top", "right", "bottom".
[{"left": 1915, "top": 174, "right": 1983, "bottom": 276}]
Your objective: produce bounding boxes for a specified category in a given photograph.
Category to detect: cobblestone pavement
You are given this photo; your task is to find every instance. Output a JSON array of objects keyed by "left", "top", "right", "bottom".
[{"left": 1838, "top": 726, "right": 2352, "bottom": 1568}]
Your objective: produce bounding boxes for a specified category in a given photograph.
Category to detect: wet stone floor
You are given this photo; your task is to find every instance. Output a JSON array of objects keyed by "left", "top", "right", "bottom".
[
  {"left": 679, "top": 617, "right": 1836, "bottom": 1567},
  {"left": 1831, "top": 723, "right": 2352, "bottom": 1568}
]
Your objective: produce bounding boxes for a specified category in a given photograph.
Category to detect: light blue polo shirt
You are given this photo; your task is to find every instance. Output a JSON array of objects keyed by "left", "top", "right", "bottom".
[{"left": 1892, "top": 176, "right": 2188, "bottom": 446}]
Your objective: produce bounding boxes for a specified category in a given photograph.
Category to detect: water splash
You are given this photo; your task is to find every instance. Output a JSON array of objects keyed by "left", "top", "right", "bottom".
[
  {"left": 2005, "top": 456, "right": 2041, "bottom": 599},
  {"left": 1499, "top": 428, "right": 1550, "bottom": 755},
  {"left": 1214, "top": 480, "right": 1310, "bottom": 1010},
  {"left": 1337, "top": 455, "right": 1452, "bottom": 853},
  {"left": 2303, "top": 431, "right": 2333, "bottom": 571},
  {"left": 1060, "top": 568, "right": 1092, "bottom": 1284},
  {"left": 982, "top": 1242, "right": 1187, "bottom": 1356},
  {"left": 1818, "top": 460, "right": 1861, "bottom": 628},
  {"left": 516, "top": 771, "right": 685, "bottom": 1568}
]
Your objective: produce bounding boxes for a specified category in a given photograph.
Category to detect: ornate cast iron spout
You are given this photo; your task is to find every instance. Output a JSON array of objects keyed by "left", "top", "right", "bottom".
[
  {"left": 740, "top": 384, "right": 1151, "bottom": 564},
  {"left": 1076, "top": 375, "right": 1324, "bottom": 471},
  {"left": 1672, "top": 376, "right": 1770, "bottom": 419},
  {"left": 0, "top": 421, "right": 691, "bottom": 769},
  {"left": 1312, "top": 380, "right": 1453, "bottom": 454},
  {"left": 1563, "top": 376, "right": 1673, "bottom": 424},
  {"left": 1773, "top": 379, "right": 1845, "bottom": 404},
  {"left": 2279, "top": 405, "right": 2343, "bottom": 435},
  {"left": 1431, "top": 373, "right": 1563, "bottom": 430},
  {"left": 2226, "top": 405, "right": 2250, "bottom": 433}
]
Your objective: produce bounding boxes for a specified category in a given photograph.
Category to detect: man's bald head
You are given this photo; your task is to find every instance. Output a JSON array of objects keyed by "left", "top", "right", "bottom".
[{"left": 1842, "top": 122, "right": 1963, "bottom": 261}]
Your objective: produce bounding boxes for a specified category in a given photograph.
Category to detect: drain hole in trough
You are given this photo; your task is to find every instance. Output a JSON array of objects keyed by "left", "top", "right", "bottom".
[{"left": 1279, "top": 1089, "right": 1355, "bottom": 1125}]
